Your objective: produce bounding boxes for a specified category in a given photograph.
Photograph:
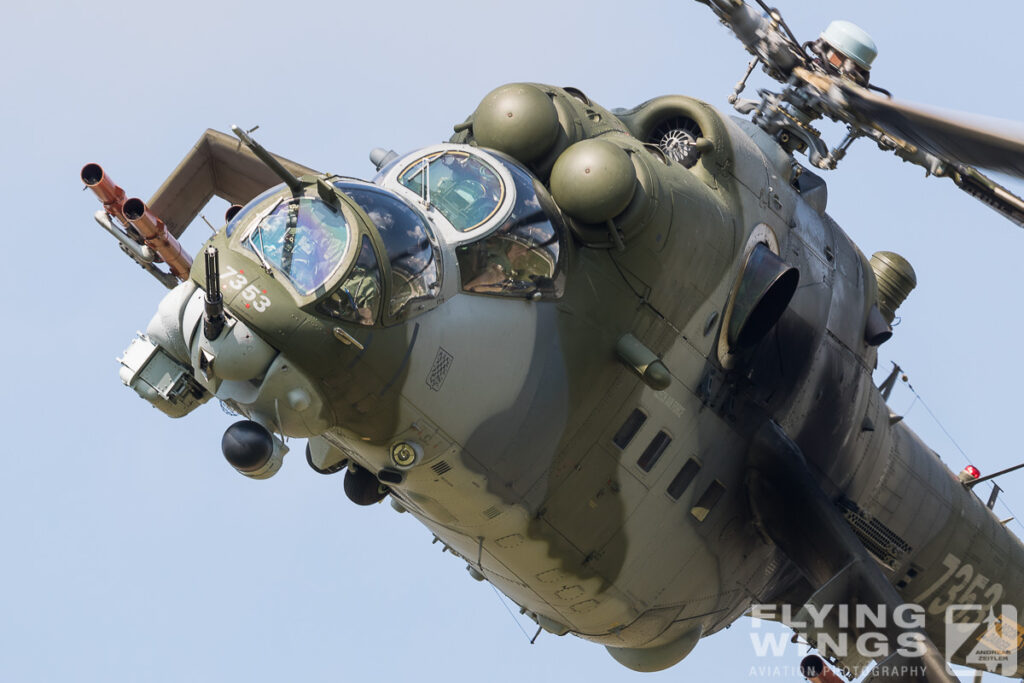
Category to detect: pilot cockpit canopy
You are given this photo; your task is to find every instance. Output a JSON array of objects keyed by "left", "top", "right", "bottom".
[
  {"left": 229, "top": 143, "right": 566, "bottom": 330},
  {"left": 396, "top": 150, "right": 505, "bottom": 232},
  {"left": 453, "top": 156, "right": 566, "bottom": 299},
  {"left": 327, "top": 182, "right": 441, "bottom": 325},
  {"left": 380, "top": 145, "right": 568, "bottom": 300}
]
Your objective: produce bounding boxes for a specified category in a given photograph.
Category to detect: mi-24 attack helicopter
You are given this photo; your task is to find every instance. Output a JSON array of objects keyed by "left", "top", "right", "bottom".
[{"left": 82, "top": 1, "right": 1024, "bottom": 680}]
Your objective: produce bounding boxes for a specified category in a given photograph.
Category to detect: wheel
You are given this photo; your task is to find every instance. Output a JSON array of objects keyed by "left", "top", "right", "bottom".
[{"left": 343, "top": 466, "right": 388, "bottom": 506}]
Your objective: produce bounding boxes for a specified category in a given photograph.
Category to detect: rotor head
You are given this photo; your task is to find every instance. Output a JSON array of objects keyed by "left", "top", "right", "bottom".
[{"left": 820, "top": 20, "right": 877, "bottom": 70}]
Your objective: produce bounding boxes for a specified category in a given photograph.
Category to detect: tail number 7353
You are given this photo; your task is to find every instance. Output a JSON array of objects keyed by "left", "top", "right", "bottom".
[
  {"left": 912, "top": 553, "right": 1004, "bottom": 616},
  {"left": 220, "top": 265, "right": 272, "bottom": 312}
]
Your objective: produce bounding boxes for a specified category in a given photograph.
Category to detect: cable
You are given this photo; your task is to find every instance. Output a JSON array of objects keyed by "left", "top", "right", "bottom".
[
  {"left": 606, "top": 250, "right": 646, "bottom": 300},
  {"left": 902, "top": 394, "right": 919, "bottom": 419},
  {"left": 995, "top": 496, "right": 1024, "bottom": 535},
  {"left": 606, "top": 252, "right": 681, "bottom": 334},
  {"left": 489, "top": 582, "right": 534, "bottom": 643},
  {"left": 865, "top": 82, "right": 893, "bottom": 98},
  {"left": 753, "top": 0, "right": 806, "bottom": 58},
  {"left": 904, "top": 382, "right": 971, "bottom": 465},
  {"left": 902, "top": 376, "right": 1024, "bottom": 535}
]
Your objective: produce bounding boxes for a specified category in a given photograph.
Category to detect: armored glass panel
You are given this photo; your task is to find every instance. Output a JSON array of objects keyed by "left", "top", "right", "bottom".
[
  {"left": 318, "top": 235, "right": 381, "bottom": 326},
  {"left": 398, "top": 151, "right": 504, "bottom": 231},
  {"left": 456, "top": 158, "right": 565, "bottom": 299},
  {"left": 337, "top": 184, "right": 440, "bottom": 320},
  {"left": 637, "top": 431, "right": 672, "bottom": 472},
  {"left": 613, "top": 409, "right": 647, "bottom": 449},
  {"left": 247, "top": 197, "right": 351, "bottom": 295},
  {"left": 667, "top": 459, "right": 701, "bottom": 500}
]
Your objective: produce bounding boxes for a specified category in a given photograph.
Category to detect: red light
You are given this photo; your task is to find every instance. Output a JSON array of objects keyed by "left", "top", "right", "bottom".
[{"left": 963, "top": 465, "right": 981, "bottom": 480}]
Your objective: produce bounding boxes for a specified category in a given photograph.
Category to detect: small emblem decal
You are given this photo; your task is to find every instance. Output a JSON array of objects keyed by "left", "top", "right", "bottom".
[{"left": 426, "top": 347, "right": 453, "bottom": 391}]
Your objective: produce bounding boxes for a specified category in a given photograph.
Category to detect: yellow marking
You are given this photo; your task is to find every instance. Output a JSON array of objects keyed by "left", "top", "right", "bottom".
[{"left": 976, "top": 613, "right": 1024, "bottom": 653}]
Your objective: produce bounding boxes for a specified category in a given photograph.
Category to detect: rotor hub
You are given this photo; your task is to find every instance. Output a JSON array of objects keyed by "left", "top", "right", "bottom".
[{"left": 820, "top": 20, "right": 878, "bottom": 70}]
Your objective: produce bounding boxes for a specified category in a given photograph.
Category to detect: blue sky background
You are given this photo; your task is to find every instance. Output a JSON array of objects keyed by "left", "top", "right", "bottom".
[{"left": 2, "top": 1, "right": 1023, "bottom": 681}]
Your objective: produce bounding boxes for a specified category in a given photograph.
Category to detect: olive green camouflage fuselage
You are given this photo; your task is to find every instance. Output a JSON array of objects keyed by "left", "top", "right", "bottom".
[{"left": 139, "top": 83, "right": 1023, "bottom": 674}]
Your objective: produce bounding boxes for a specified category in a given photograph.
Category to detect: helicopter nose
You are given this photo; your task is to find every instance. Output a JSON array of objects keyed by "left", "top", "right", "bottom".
[
  {"left": 174, "top": 281, "right": 278, "bottom": 383},
  {"left": 165, "top": 283, "right": 331, "bottom": 439},
  {"left": 194, "top": 316, "right": 277, "bottom": 382}
]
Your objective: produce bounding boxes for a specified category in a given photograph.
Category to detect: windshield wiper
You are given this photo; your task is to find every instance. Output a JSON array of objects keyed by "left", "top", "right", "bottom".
[
  {"left": 418, "top": 158, "right": 431, "bottom": 208},
  {"left": 249, "top": 226, "right": 275, "bottom": 276},
  {"left": 281, "top": 202, "right": 300, "bottom": 276}
]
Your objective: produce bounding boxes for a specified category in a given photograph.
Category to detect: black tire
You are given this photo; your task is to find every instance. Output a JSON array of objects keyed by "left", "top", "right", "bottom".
[{"left": 344, "top": 466, "right": 388, "bottom": 506}]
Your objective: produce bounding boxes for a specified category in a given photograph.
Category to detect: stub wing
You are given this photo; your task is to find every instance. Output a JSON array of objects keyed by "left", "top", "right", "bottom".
[
  {"left": 147, "top": 128, "right": 318, "bottom": 238},
  {"left": 83, "top": 129, "right": 319, "bottom": 288}
]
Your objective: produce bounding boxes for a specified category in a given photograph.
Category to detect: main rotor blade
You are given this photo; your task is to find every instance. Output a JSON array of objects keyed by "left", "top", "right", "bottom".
[
  {"left": 951, "top": 165, "right": 1024, "bottom": 228},
  {"left": 842, "top": 86, "right": 1024, "bottom": 179}
]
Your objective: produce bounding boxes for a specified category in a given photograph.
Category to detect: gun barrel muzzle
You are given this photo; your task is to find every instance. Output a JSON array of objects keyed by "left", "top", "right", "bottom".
[
  {"left": 205, "top": 247, "right": 222, "bottom": 301},
  {"left": 203, "top": 246, "right": 226, "bottom": 340},
  {"left": 123, "top": 197, "right": 193, "bottom": 281}
]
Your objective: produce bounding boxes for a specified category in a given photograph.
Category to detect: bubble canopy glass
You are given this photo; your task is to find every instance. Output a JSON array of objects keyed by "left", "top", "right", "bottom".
[
  {"left": 331, "top": 182, "right": 441, "bottom": 321},
  {"left": 236, "top": 179, "right": 444, "bottom": 326},
  {"left": 454, "top": 156, "right": 566, "bottom": 299},
  {"left": 379, "top": 144, "right": 567, "bottom": 299},
  {"left": 246, "top": 196, "right": 353, "bottom": 296},
  {"left": 397, "top": 150, "right": 505, "bottom": 232}
]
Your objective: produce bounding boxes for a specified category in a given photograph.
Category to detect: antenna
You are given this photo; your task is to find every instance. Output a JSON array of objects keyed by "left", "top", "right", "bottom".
[{"left": 965, "top": 462, "right": 1024, "bottom": 489}]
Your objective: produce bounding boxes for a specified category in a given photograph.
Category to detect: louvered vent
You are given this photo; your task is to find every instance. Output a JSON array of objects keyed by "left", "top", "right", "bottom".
[
  {"left": 837, "top": 498, "right": 912, "bottom": 567},
  {"left": 431, "top": 460, "right": 452, "bottom": 476}
]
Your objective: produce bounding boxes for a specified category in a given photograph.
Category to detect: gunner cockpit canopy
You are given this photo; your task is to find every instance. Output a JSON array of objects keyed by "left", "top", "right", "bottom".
[{"left": 246, "top": 196, "right": 353, "bottom": 296}]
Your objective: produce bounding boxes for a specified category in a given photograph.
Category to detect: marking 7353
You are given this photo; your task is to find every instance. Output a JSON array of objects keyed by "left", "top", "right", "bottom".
[
  {"left": 912, "top": 553, "right": 1004, "bottom": 617},
  {"left": 220, "top": 265, "right": 272, "bottom": 312}
]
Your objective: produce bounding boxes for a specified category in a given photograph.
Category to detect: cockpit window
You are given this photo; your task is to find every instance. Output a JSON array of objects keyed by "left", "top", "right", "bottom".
[
  {"left": 318, "top": 235, "right": 381, "bottom": 326},
  {"left": 335, "top": 183, "right": 441, "bottom": 320},
  {"left": 226, "top": 185, "right": 282, "bottom": 237},
  {"left": 247, "top": 197, "right": 352, "bottom": 296},
  {"left": 397, "top": 151, "right": 504, "bottom": 232},
  {"left": 456, "top": 159, "right": 566, "bottom": 299}
]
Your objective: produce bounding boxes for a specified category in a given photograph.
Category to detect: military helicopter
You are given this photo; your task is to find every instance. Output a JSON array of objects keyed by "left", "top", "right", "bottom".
[{"left": 79, "top": 1, "right": 1024, "bottom": 681}]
